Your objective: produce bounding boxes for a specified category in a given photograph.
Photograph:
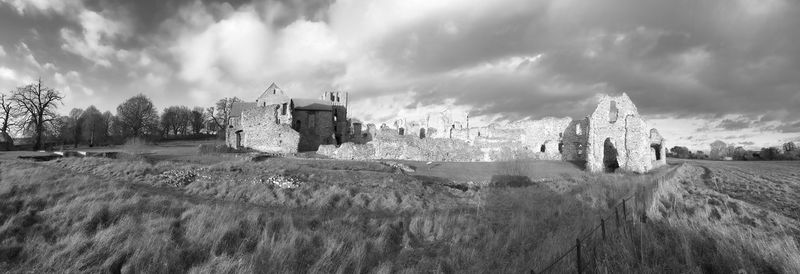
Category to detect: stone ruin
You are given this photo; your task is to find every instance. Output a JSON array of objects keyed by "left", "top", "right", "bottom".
[
  {"left": 226, "top": 83, "right": 368, "bottom": 154},
  {"left": 226, "top": 85, "right": 667, "bottom": 173},
  {"left": 316, "top": 93, "right": 667, "bottom": 173}
]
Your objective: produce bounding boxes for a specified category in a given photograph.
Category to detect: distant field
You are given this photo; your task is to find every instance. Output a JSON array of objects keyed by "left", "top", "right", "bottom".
[
  {"left": 673, "top": 159, "right": 800, "bottom": 221},
  {"left": 1, "top": 142, "right": 799, "bottom": 272}
]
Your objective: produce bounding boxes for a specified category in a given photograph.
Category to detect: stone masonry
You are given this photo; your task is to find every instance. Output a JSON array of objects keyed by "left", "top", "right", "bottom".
[{"left": 317, "top": 92, "right": 667, "bottom": 173}]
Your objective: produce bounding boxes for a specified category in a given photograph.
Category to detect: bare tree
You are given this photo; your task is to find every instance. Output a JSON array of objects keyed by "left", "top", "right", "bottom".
[
  {"left": 161, "top": 106, "right": 179, "bottom": 136},
  {"left": 68, "top": 108, "right": 84, "bottom": 148},
  {"left": 709, "top": 140, "right": 727, "bottom": 159},
  {"left": 12, "top": 78, "right": 64, "bottom": 150},
  {"left": 160, "top": 106, "right": 192, "bottom": 136},
  {"left": 116, "top": 94, "right": 159, "bottom": 139},
  {"left": 176, "top": 106, "right": 191, "bottom": 135},
  {"left": 0, "top": 93, "right": 20, "bottom": 150},
  {"left": 208, "top": 97, "right": 240, "bottom": 136},
  {"left": 191, "top": 107, "right": 206, "bottom": 135},
  {"left": 81, "top": 106, "right": 107, "bottom": 147}
]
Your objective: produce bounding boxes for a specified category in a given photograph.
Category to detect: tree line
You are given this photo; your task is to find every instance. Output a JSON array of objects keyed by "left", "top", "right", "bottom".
[
  {"left": 1, "top": 79, "right": 242, "bottom": 150},
  {"left": 669, "top": 140, "right": 800, "bottom": 161}
]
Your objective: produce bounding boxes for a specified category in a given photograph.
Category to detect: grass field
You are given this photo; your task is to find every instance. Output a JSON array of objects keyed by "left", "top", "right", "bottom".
[{"left": 0, "top": 142, "right": 798, "bottom": 273}]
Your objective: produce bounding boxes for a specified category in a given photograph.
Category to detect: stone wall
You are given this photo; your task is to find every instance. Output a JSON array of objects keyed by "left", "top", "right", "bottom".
[
  {"left": 322, "top": 92, "right": 665, "bottom": 174},
  {"left": 562, "top": 118, "right": 589, "bottom": 161},
  {"left": 585, "top": 94, "right": 653, "bottom": 173},
  {"left": 293, "top": 109, "right": 336, "bottom": 152},
  {"left": 235, "top": 106, "right": 299, "bottom": 153},
  {"left": 317, "top": 134, "right": 483, "bottom": 162}
]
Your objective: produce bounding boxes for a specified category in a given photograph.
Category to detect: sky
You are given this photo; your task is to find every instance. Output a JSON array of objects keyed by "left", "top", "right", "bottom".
[{"left": 0, "top": 0, "right": 798, "bottom": 151}]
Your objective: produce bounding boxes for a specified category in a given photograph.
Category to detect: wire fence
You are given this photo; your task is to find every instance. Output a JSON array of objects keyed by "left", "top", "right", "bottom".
[{"left": 532, "top": 194, "right": 641, "bottom": 274}]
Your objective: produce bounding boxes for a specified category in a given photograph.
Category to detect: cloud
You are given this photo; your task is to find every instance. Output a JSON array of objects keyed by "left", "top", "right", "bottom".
[
  {"left": 718, "top": 118, "right": 752, "bottom": 130},
  {"left": 774, "top": 121, "right": 800, "bottom": 133},
  {"left": 0, "top": 67, "right": 18, "bottom": 81},
  {"left": 0, "top": 0, "right": 799, "bottom": 149},
  {"left": 60, "top": 9, "right": 131, "bottom": 67},
  {"left": 0, "top": 45, "right": 5, "bottom": 57},
  {"left": 0, "top": 0, "right": 81, "bottom": 15}
]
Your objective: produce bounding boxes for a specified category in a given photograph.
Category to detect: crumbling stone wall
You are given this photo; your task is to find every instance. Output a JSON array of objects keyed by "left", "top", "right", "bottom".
[
  {"left": 585, "top": 93, "right": 653, "bottom": 173},
  {"left": 293, "top": 110, "right": 336, "bottom": 152},
  {"left": 649, "top": 128, "right": 667, "bottom": 167},
  {"left": 317, "top": 134, "right": 483, "bottom": 162},
  {"left": 513, "top": 117, "right": 571, "bottom": 160},
  {"left": 320, "top": 92, "right": 665, "bottom": 174},
  {"left": 236, "top": 107, "right": 299, "bottom": 153},
  {"left": 562, "top": 118, "right": 589, "bottom": 161}
]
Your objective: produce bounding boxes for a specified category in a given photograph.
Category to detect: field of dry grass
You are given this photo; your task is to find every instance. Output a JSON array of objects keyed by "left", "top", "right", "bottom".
[
  {"left": 648, "top": 161, "right": 800, "bottom": 273},
  {"left": 1, "top": 146, "right": 799, "bottom": 273},
  {"left": 684, "top": 160, "right": 800, "bottom": 221}
]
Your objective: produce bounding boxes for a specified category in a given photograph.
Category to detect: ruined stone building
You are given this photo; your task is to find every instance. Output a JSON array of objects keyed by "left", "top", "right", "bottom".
[
  {"left": 319, "top": 93, "right": 667, "bottom": 173},
  {"left": 226, "top": 83, "right": 352, "bottom": 153}
]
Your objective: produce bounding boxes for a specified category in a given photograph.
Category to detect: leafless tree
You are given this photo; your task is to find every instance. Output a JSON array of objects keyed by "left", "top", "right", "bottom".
[
  {"left": 191, "top": 107, "right": 206, "bottom": 135},
  {"left": 116, "top": 94, "right": 158, "bottom": 139},
  {"left": 0, "top": 93, "right": 20, "bottom": 149},
  {"left": 81, "top": 106, "right": 108, "bottom": 147},
  {"left": 709, "top": 140, "right": 727, "bottom": 159},
  {"left": 176, "top": 106, "right": 191, "bottom": 135},
  {"left": 12, "top": 78, "right": 64, "bottom": 150},
  {"left": 207, "top": 97, "right": 240, "bottom": 136},
  {"left": 68, "top": 108, "right": 84, "bottom": 148}
]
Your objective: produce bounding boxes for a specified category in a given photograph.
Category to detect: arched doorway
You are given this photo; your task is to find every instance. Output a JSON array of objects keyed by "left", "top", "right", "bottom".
[
  {"left": 651, "top": 143, "right": 662, "bottom": 160},
  {"left": 603, "top": 138, "right": 620, "bottom": 172},
  {"left": 419, "top": 128, "right": 426, "bottom": 139},
  {"left": 235, "top": 130, "right": 244, "bottom": 149}
]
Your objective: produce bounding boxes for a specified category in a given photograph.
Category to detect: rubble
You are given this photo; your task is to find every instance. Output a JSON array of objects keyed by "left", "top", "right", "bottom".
[
  {"left": 158, "top": 169, "right": 198, "bottom": 187},
  {"left": 257, "top": 175, "right": 303, "bottom": 189}
]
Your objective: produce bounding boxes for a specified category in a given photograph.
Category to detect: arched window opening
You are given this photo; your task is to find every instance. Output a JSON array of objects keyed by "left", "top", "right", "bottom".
[{"left": 609, "top": 101, "right": 619, "bottom": 123}]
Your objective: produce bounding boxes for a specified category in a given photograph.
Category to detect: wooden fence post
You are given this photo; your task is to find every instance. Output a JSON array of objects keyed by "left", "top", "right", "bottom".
[
  {"left": 576, "top": 238, "right": 582, "bottom": 274},
  {"left": 601, "top": 218, "right": 606, "bottom": 240},
  {"left": 622, "top": 199, "right": 627, "bottom": 220}
]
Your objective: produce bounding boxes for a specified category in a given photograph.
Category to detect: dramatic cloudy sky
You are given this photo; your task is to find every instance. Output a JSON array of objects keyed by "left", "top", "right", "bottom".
[{"left": 0, "top": 0, "right": 799, "bottom": 151}]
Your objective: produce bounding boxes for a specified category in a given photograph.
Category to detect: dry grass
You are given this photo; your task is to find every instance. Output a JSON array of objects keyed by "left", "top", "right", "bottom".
[
  {"left": 1, "top": 156, "right": 798, "bottom": 273},
  {"left": 646, "top": 163, "right": 800, "bottom": 273}
]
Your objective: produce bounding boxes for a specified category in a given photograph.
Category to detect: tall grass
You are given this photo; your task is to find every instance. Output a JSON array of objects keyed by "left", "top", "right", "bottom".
[{"left": 1, "top": 158, "right": 797, "bottom": 273}]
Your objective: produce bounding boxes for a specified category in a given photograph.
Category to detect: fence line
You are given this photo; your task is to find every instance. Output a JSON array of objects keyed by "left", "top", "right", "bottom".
[{"left": 532, "top": 194, "right": 639, "bottom": 274}]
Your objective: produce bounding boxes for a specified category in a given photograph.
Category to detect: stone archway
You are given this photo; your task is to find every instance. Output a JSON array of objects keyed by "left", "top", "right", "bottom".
[
  {"left": 603, "top": 138, "right": 620, "bottom": 172},
  {"left": 235, "top": 130, "right": 244, "bottom": 149},
  {"left": 651, "top": 143, "right": 662, "bottom": 160}
]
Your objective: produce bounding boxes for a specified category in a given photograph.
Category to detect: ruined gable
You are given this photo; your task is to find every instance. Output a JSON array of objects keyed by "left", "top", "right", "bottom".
[
  {"left": 255, "top": 83, "right": 291, "bottom": 107},
  {"left": 585, "top": 93, "right": 655, "bottom": 173}
]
